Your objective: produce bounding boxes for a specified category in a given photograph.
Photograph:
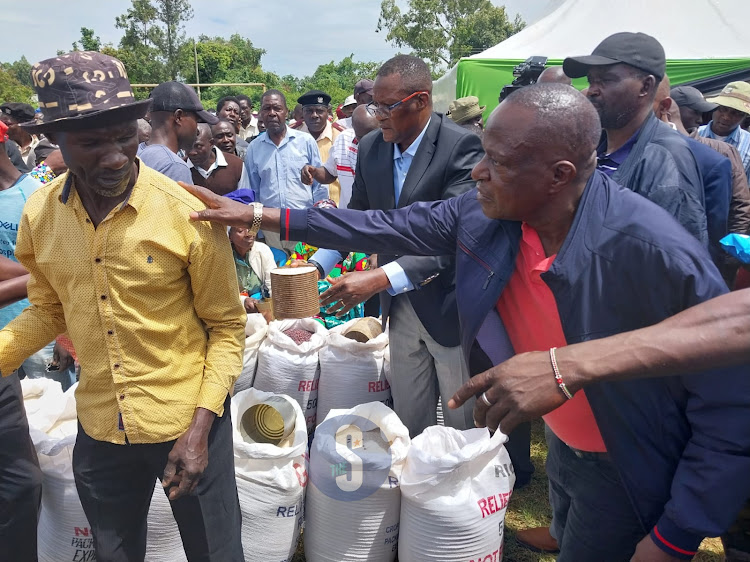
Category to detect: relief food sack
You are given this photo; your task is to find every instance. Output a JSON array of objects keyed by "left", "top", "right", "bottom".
[
  {"left": 398, "top": 426, "right": 515, "bottom": 562},
  {"left": 145, "top": 481, "right": 187, "bottom": 562},
  {"left": 232, "top": 388, "right": 308, "bottom": 562},
  {"left": 233, "top": 313, "right": 269, "bottom": 394},
  {"left": 317, "top": 318, "right": 391, "bottom": 423},
  {"left": 23, "top": 381, "right": 94, "bottom": 562},
  {"left": 304, "top": 402, "right": 410, "bottom": 562},
  {"left": 254, "top": 318, "right": 327, "bottom": 432}
]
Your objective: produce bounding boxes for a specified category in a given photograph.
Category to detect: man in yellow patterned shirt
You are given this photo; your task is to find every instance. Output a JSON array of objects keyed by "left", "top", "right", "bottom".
[{"left": 0, "top": 51, "right": 246, "bottom": 561}]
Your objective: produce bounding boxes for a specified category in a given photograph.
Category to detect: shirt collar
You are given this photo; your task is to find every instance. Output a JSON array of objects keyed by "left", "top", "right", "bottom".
[
  {"left": 596, "top": 127, "right": 641, "bottom": 164},
  {"left": 60, "top": 158, "right": 145, "bottom": 212},
  {"left": 707, "top": 120, "right": 742, "bottom": 143},
  {"left": 261, "top": 126, "right": 296, "bottom": 147},
  {"left": 318, "top": 121, "right": 334, "bottom": 142},
  {"left": 520, "top": 222, "right": 556, "bottom": 273},
  {"left": 394, "top": 117, "right": 431, "bottom": 161}
]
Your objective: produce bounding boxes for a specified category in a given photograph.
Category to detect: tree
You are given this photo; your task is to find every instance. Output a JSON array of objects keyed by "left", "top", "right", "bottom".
[
  {"left": 182, "top": 34, "right": 267, "bottom": 108},
  {"left": 376, "top": 0, "right": 524, "bottom": 73},
  {"left": 155, "top": 0, "right": 194, "bottom": 80},
  {"left": 115, "top": 0, "right": 194, "bottom": 83},
  {"left": 73, "top": 27, "right": 102, "bottom": 51},
  {"left": 298, "top": 55, "right": 381, "bottom": 107},
  {"left": 0, "top": 67, "right": 34, "bottom": 103},
  {"left": 1, "top": 56, "right": 33, "bottom": 88}
]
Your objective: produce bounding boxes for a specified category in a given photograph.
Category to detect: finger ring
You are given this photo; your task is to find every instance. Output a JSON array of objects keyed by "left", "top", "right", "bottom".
[{"left": 481, "top": 391, "right": 492, "bottom": 407}]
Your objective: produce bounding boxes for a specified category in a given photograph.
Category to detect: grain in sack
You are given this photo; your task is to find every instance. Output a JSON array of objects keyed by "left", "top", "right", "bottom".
[
  {"left": 254, "top": 318, "right": 327, "bottom": 432},
  {"left": 232, "top": 388, "right": 308, "bottom": 561},
  {"left": 304, "top": 402, "right": 410, "bottom": 562},
  {"left": 398, "top": 426, "right": 515, "bottom": 562},
  {"left": 317, "top": 318, "right": 391, "bottom": 423}
]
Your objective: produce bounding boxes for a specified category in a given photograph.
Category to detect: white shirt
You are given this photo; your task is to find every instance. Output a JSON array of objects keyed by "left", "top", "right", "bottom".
[
  {"left": 188, "top": 147, "right": 251, "bottom": 191},
  {"left": 322, "top": 128, "right": 358, "bottom": 210}
]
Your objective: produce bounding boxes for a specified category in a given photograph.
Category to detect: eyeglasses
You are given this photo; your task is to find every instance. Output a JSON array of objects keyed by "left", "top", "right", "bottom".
[{"left": 366, "top": 91, "right": 428, "bottom": 118}]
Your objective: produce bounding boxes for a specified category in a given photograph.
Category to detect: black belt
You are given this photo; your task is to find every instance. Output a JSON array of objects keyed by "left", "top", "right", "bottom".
[{"left": 568, "top": 445, "right": 611, "bottom": 462}]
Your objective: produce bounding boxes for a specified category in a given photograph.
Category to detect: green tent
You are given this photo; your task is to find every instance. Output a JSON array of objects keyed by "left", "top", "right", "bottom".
[{"left": 432, "top": 0, "right": 750, "bottom": 117}]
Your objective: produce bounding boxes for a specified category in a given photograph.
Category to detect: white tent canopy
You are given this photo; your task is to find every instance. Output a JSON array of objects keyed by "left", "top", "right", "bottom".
[{"left": 434, "top": 0, "right": 750, "bottom": 111}]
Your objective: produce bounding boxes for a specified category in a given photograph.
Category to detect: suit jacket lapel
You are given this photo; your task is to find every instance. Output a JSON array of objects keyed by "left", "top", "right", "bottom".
[
  {"left": 396, "top": 114, "right": 439, "bottom": 208},
  {"left": 377, "top": 137, "right": 396, "bottom": 209}
]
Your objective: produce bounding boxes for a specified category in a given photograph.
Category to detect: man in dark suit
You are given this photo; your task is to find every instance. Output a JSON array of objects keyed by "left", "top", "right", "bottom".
[{"left": 305, "top": 55, "right": 483, "bottom": 437}]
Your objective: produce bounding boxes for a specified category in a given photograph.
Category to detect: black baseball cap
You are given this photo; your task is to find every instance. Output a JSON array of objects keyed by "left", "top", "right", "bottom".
[
  {"left": 670, "top": 86, "right": 718, "bottom": 113},
  {"left": 1, "top": 102, "right": 36, "bottom": 122},
  {"left": 149, "top": 81, "right": 218, "bottom": 124},
  {"left": 563, "top": 32, "right": 666, "bottom": 80}
]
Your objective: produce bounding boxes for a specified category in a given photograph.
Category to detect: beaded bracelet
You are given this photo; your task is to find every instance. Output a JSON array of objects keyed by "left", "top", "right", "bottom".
[{"left": 549, "top": 347, "right": 574, "bottom": 400}]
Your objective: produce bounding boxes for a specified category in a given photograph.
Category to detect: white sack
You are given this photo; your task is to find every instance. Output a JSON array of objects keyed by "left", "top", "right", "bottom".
[
  {"left": 254, "top": 318, "right": 327, "bottom": 432},
  {"left": 317, "top": 319, "right": 391, "bottom": 423},
  {"left": 232, "top": 388, "right": 308, "bottom": 562},
  {"left": 234, "top": 313, "right": 268, "bottom": 393},
  {"left": 304, "top": 402, "right": 410, "bottom": 562},
  {"left": 398, "top": 426, "right": 515, "bottom": 562}
]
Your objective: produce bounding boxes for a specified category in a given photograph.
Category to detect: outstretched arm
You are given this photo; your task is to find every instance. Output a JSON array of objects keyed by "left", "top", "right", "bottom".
[{"left": 450, "top": 288, "right": 750, "bottom": 433}]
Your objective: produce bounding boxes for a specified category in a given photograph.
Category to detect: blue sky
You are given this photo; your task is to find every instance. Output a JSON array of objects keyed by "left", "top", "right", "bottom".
[{"left": 0, "top": 0, "right": 561, "bottom": 77}]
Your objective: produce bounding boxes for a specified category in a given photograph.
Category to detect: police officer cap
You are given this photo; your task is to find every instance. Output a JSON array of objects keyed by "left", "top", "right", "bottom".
[{"left": 297, "top": 90, "right": 331, "bottom": 107}]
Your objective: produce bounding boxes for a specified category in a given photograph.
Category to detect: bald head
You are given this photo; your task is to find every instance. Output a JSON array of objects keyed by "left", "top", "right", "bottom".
[
  {"left": 499, "top": 82, "right": 601, "bottom": 166},
  {"left": 537, "top": 66, "right": 572, "bottom": 86},
  {"left": 351, "top": 104, "right": 379, "bottom": 140},
  {"left": 472, "top": 83, "right": 601, "bottom": 222},
  {"left": 196, "top": 122, "right": 212, "bottom": 143}
]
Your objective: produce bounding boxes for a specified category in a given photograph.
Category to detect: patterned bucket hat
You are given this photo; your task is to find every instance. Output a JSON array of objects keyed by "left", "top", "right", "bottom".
[{"left": 20, "top": 50, "right": 151, "bottom": 133}]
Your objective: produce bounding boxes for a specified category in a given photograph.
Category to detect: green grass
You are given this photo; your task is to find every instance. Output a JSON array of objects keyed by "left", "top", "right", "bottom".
[{"left": 292, "top": 419, "right": 724, "bottom": 561}]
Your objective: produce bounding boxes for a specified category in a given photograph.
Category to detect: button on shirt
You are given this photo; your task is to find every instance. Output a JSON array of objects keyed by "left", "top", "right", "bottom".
[
  {"left": 0, "top": 162, "right": 246, "bottom": 444},
  {"left": 381, "top": 118, "right": 432, "bottom": 295},
  {"left": 698, "top": 122, "right": 750, "bottom": 182},
  {"left": 245, "top": 126, "right": 327, "bottom": 209},
  {"left": 596, "top": 129, "right": 640, "bottom": 177}
]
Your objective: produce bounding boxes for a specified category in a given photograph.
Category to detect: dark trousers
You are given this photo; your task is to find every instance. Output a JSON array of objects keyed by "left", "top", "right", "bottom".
[
  {"left": 73, "top": 395, "right": 244, "bottom": 562},
  {"left": 546, "top": 426, "right": 645, "bottom": 562},
  {"left": 0, "top": 373, "right": 43, "bottom": 562}
]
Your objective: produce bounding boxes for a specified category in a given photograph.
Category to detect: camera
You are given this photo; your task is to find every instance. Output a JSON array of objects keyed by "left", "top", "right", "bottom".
[{"left": 499, "top": 56, "right": 549, "bottom": 101}]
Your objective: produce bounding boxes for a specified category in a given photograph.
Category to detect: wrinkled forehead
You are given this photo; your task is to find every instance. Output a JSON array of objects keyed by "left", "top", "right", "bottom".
[
  {"left": 261, "top": 94, "right": 285, "bottom": 108},
  {"left": 212, "top": 122, "right": 234, "bottom": 135}
]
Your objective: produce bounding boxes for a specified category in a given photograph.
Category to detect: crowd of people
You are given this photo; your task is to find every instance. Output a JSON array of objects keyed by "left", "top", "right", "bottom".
[{"left": 1, "top": 29, "right": 750, "bottom": 562}]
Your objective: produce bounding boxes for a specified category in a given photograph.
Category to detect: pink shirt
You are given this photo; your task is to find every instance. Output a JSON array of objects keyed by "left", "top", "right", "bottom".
[{"left": 496, "top": 224, "right": 606, "bottom": 452}]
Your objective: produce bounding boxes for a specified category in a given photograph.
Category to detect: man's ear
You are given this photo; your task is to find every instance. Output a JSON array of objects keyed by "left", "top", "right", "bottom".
[
  {"left": 549, "top": 160, "right": 577, "bottom": 194},
  {"left": 173, "top": 109, "right": 184, "bottom": 124},
  {"left": 640, "top": 75, "right": 657, "bottom": 98},
  {"left": 655, "top": 97, "right": 672, "bottom": 121}
]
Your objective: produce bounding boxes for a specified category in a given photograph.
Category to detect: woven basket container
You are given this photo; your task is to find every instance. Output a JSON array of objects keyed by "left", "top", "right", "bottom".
[
  {"left": 343, "top": 316, "right": 383, "bottom": 342},
  {"left": 270, "top": 266, "right": 320, "bottom": 319}
]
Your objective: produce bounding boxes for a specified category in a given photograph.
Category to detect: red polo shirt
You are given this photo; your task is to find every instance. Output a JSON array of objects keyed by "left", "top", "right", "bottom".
[{"left": 496, "top": 224, "right": 606, "bottom": 452}]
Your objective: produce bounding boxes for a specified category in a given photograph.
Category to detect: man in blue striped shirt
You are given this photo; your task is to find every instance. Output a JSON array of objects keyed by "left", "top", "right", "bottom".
[{"left": 698, "top": 81, "right": 750, "bottom": 182}]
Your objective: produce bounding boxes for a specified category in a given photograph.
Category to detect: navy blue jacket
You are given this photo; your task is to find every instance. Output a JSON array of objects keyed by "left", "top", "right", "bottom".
[
  {"left": 612, "top": 114, "right": 709, "bottom": 247},
  {"left": 685, "top": 137, "right": 732, "bottom": 263},
  {"left": 283, "top": 170, "right": 750, "bottom": 558}
]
